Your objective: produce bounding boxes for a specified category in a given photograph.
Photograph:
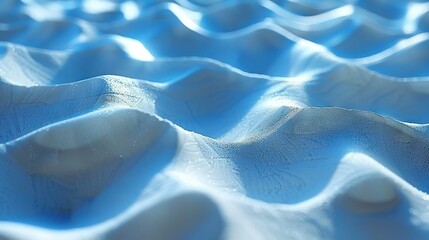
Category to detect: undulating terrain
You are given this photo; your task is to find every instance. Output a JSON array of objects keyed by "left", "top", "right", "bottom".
[{"left": 1, "top": 0, "right": 429, "bottom": 239}]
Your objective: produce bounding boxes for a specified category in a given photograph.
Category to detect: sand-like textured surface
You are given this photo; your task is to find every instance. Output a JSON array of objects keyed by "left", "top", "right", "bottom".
[{"left": 1, "top": 0, "right": 429, "bottom": 239}]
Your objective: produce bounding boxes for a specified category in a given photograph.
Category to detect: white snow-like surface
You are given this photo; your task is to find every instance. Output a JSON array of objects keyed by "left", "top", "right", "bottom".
[{"left": 1, "top": 0, "right": 429, "bottom": 239}]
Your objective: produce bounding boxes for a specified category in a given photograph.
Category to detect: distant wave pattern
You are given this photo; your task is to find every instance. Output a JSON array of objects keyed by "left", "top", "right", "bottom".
[{"left": 1, "top": 0, "right": 429, "bottom": 240}]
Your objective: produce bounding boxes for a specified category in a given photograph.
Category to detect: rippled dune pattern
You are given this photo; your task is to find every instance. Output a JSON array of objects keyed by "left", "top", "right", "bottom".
[{"left": 1, "top": 0, "right": 429, "bottom": 239}]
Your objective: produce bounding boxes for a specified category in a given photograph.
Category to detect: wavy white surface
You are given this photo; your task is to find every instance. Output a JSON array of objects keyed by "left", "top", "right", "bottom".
[{"left": 1, "top": 0, "right": 429, "bottom": 239}]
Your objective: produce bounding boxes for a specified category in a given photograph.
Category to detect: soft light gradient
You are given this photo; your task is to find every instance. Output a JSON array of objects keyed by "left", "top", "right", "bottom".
[{"left": 1, "top": 0, "right": 429, "bottom": 239}]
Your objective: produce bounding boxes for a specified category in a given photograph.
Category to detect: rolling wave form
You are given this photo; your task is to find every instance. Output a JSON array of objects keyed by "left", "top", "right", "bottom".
[{"left": 1, "top": 0, "right": 429, "bottom": 239}]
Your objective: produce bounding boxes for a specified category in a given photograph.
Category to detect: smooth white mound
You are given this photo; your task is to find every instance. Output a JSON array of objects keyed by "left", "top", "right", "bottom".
[
  {"left": 33, "top": 108, "right": 135, "bottom": 150},
  {"left": 345, "top": 177, "right": 397, "bottom": 205},
  {"left": 106, "top": 191, "right": 223, "bottom": 240},
  {"left": 7, "top": 107, "right": 168, "bottom": 176}
]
